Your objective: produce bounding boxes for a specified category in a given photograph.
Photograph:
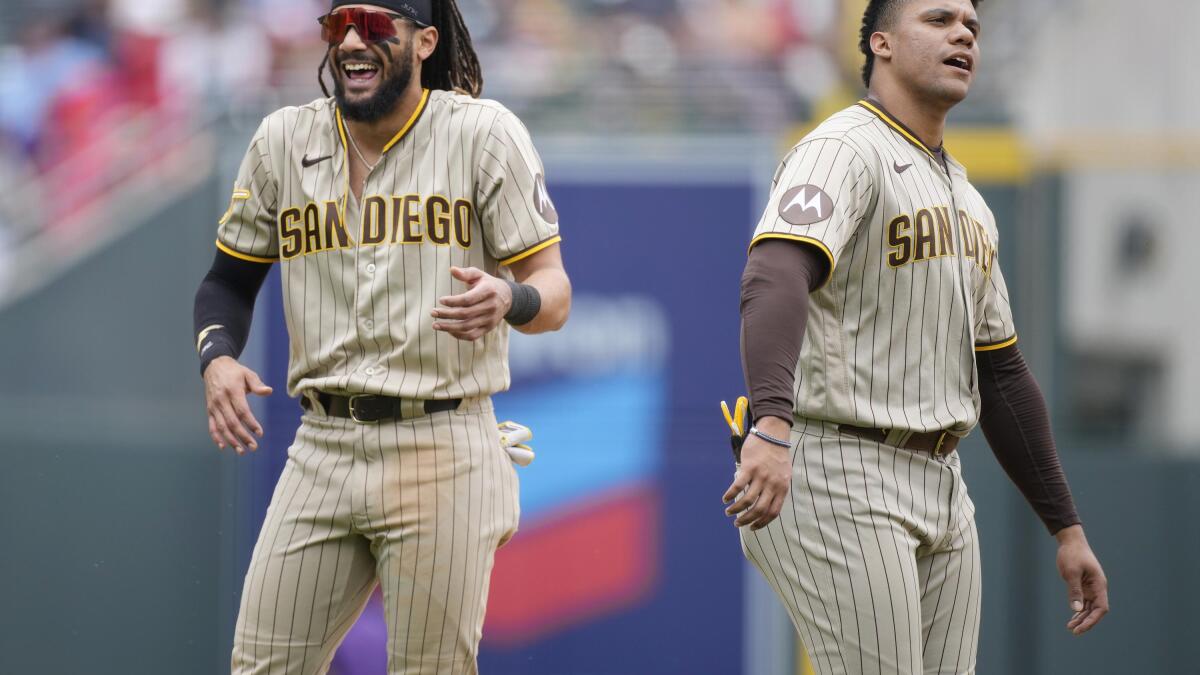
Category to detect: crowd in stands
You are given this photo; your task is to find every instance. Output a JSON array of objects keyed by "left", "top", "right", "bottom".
[
  {"left": 0, "top": 0, "right": 843, "bottom": 251},
  {"left": 0, "top": 0, "right": 845, "bottom": 161}
]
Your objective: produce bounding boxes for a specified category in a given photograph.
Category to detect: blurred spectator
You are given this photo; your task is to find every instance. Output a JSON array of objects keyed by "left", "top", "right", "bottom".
[
  {"left": 158, "top": 1, "right": 271, "bottom": 115},
  {"left": 0, "top": 15, "right": 106, "bottom": 157},
  {"left": 0, "top": 0, "right": 867, "bottom": 247}
]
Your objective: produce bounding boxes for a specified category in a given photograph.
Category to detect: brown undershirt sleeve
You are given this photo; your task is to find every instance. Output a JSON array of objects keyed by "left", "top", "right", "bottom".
[
  {"left": 976, "top": 344, "right": 1082, "bottom": 534},
  {"left": 739, "top": 239, "right": 828, "bottom": 426}
]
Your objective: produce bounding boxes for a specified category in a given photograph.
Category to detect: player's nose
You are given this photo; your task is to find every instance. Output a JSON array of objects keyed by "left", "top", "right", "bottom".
[
  {"left": 338, "top": 25, "right": 368, "bottom": 52},
  {"left": 949, "top": 21, "right": 975, "bottom": 47}
]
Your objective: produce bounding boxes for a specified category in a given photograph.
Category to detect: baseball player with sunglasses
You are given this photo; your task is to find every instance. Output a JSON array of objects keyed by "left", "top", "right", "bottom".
[{"left": 192, "top": 2, "right": 571, "bottom": 672}]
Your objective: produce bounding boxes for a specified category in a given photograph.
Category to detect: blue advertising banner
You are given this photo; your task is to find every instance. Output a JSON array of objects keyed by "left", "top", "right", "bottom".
[{"left": 254, "top": 176, "right": 756, "bottom": 674}]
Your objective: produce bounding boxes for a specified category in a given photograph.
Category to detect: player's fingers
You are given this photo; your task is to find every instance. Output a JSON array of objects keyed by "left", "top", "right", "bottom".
[
  {"left": 725, "top": 483, "right": 761, "bottom": 517},
  {"left": 737, "top": 485, "right": 782, "bottom": 528},
  {"left": 430, "top": 304, "right": 487, "bottom": 321},
  {"left": 210, "top": 407, "right": 243, "bottom": 454},
  {"left": 750, "top": 493, "right": 785, "bottom": 531},
  {"left": 1073, "top": 578, "right": 1109, "bottom": 634},
  {"left": 722, "top": 472, "right": 750, "bottom": 504},
  {"left": 1071, "top": 604, "right": 1108, "bottom": 635},
  {"left": 1067, "top": 601, "right": 1088, "bottom": 629},
  {"left": 245, "top": 370, "right": 273, "bottom": 397},
  {"left": 208, "top": 416, "right": 225, "bottom": 450},
  {"left": 437, "top": 286, "right": 490, "bottom": 308},
  {"left": 1064, "top": 569, "right": 1084, "bottom": 613},
  {"left": 217, "top": 397, "right": 256, "bottom": 451},
  {"left": 230, "top": 394, "right": 263, "bottom": 448},
  {"left": 432, "top": 321, "right": 474, "bottom": 339},
  {"left": 734, "top": 504, "right": 761, "bottom": 528},
  {"left": 434, "top": 317, "right": 494, "bottom": 341},
  {"left": 450, "top": 266, "right": 484, "bottom": 284}
]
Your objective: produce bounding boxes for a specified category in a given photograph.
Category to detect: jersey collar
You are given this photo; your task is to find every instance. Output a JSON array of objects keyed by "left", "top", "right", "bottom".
[
  {"left": 333, "top": 88, "right": 431, "bottom": 158},
  {"left": 857, "top": 98, "right": 943, "bottom": 162}
]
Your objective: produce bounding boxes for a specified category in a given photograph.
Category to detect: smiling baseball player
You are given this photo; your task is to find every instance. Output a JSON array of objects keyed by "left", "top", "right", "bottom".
[
  {"left": 725, "top": 1, "right": 1109, "bottom": 672},
  {"left": 191, "top": 1, "right": 571, "bottom": 672}
]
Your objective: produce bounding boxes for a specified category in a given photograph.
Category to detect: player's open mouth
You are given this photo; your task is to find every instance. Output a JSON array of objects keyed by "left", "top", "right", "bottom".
[
  {"left": 342, "top": 61, "right": 381, "bottom": 83},
  {"left": 944, "top": 56, "right": 972, "bottom": 74}
]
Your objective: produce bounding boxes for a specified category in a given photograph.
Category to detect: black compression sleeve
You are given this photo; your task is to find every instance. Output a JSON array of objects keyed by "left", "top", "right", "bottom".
[
  {"left": 977, "top": 344, "right": 1082, "bottom": 534},
  {"left": 739, "top": 239, "right": 829, "bottom": 424},
  {"left": 193, "top": 249, "right": 271, "bottom": 374}
]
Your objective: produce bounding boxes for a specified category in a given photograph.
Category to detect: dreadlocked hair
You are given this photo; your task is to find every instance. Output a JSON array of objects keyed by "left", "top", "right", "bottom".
[
  {"left": 859, "top": 0, "right": 980, "bottom": 89},
  {"left": 318, "top": 52, "right": 332, "bottom": 98},
  {"left": 423, "top": 0, "right": 483, "bottom": 97},
  {"left": 315, "top": 0, "right": 483, "bottom": 99}
]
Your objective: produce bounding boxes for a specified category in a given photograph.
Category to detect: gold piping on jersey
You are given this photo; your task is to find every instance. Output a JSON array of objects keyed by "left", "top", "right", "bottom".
[
  {"left": 857, "top": 100, "right": 937, "bottom": 161},
  {"left": 382, "top": 88, "right": 430, "bottom": 153},
  {"left": 334, "top": 107, "right": 351, "bottom": 225},
  {"left": 216, "top": 239, "right": 277, "bottom": 264},
  {"left": 747, "top": 232, "right": 836, "bottom": 290},
  {"left": 334, "top": 88, "right": 432, "bottom": 223},
  {"left": 218, "top": 189, "right": 251, "bottom": 226},
  {"left": 499, "top": 234, "right": 562, "bottom": 265},
  {"left": 974, "top": 334, "right": 1018, "bottom": 352}
]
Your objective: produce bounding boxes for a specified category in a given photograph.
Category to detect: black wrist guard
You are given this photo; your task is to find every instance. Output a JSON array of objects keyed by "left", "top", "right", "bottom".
[
  {"left": 198, "top": 328, "right": 239, "bottom": 375},
  {"left": 503, "top": 280, "right": 542, "bottom": 326}
]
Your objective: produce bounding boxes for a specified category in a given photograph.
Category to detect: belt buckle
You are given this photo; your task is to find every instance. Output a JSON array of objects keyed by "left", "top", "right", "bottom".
[
  {"left": 932, "top": 430, "right": 950, "bottom": 457},
  {"left": 348, "top": 395, "right": 378, "bottom": 424}
]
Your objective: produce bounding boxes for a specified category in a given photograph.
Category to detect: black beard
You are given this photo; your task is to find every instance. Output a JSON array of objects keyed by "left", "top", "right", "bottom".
[{"left": 334, "top": 43, "right": 414, "bottom": 123}]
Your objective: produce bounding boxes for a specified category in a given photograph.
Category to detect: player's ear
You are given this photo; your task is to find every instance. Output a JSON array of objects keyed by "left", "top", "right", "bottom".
[
  {"left": 415, "top": 25, "right": 438, "bottom": 62},
  {"left": 870, "top": 31, "right": 892, "bottom": 61}
]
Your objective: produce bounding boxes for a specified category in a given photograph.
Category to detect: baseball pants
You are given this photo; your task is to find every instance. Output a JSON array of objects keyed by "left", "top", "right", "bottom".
[
  {"left": 742, "top": 416, "right": 981, "bottom": 675},
  {"left": 231, "top": 396, "right": 520, "bottom": 675}
]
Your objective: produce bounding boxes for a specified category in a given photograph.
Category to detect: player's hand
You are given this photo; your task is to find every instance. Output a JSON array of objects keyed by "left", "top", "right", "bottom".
[
  {"left": 723, "top": 417, "right": 793, "bottom": 530},
  {"left": 1055, "top": 524, "right": 1109, "bottom": 635},
  {"left": 203, "top": 356, "right": 273, "bottom": 454},
  {"left": 431, "top": 266, "right": 513, "bottom": 341}
]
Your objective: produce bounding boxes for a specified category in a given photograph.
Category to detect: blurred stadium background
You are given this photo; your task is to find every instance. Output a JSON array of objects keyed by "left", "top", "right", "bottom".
[{"left": 1, "top": 0, "right": 1197, "bottom": 673}]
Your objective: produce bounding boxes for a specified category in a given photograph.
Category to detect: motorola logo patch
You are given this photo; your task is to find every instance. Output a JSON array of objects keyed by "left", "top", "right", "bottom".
[
  {"left": 778, "top": 185, "right": 834, "bottom": 226},
  {"left": 533, "top": 173, "right": 558, "bottom": 225}
]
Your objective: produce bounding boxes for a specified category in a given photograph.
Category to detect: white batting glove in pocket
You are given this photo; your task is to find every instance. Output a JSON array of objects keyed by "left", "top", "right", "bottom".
[{"left": 498, "top": 420, "right": 535, "bottom": 466}]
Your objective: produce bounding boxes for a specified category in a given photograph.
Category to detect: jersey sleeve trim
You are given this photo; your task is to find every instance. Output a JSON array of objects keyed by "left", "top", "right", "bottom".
[
  {"left": 499, "top": 235, "right": 562, "bottom": 266},
  {"left": 748, "top": 233, "right": 836, "bottom": 290},
  {"left": 975, "top": 334, "right": 1018, "bottom": 352},
  {"left": 216, "top": 240, "right": 277, "bottom": 264}
]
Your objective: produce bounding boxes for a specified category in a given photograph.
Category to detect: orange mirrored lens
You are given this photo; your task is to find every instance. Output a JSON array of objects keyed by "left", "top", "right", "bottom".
[{"left": 318, "top": 8, "right": 400, "bottom": 44}]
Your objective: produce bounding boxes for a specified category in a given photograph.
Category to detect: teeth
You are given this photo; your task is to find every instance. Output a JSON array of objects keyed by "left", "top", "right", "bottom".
[{"left": 344, "top": 63, "right": 378, "bottom": 72}]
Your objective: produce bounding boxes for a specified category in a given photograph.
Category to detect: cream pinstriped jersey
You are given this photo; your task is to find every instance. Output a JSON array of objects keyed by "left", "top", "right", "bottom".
[
  {"left": 216, "top": 89, "right": 561, "bottom": 399},
  {"left": 751, "top": 101, "right": 1016, "bottom": 435}
]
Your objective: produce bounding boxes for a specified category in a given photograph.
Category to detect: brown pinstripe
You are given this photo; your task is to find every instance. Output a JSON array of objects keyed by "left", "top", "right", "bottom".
[
  {"left": 742, "top": 419, "right": 981, "bottom": 675},
  {"left": 742, "top": 102, "right": 1010, "bottom": 673},
  {"left": 232, "top": 400, "right": 519, "bottom": 674},
  {"left": 217, "top": 90, "right": 558, "bottom": 674}
]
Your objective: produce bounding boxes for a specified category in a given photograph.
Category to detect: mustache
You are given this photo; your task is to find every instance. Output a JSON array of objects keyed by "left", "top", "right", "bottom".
[{"left": 334, "top": 48, "right": 386, "bottom": 67}]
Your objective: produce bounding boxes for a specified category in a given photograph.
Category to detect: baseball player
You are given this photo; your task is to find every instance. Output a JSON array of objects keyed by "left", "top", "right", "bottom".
[
  {"left": 191, "top": 2, "right": 570, "bottom": 672},
  {"left": 724, "top": 1, "right": 1108, "bottom": 672}
]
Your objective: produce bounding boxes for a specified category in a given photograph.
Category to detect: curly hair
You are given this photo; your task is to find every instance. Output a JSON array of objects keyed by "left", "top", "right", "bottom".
[{"left": 859, "top": 0, "right": 981, "bottom": 88}]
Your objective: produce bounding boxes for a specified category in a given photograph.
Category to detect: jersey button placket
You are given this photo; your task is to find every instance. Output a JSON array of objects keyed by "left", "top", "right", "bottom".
[{"left": 357, "top": 211, "right": 380, "bottom": 376}]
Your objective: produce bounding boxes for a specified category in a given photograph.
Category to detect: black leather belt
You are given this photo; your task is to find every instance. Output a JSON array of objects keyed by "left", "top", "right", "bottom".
[
  {"left": 838, "top": 425, "right": 960, "bottom": 456},
  {"left": 313, "top": 392, "right": 461, "bottom": 423}
]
